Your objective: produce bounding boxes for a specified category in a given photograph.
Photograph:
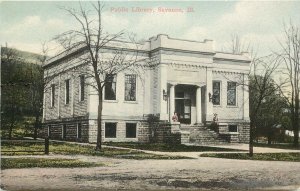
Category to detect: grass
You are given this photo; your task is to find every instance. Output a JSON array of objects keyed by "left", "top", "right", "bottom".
[
  {"left": 1, "top": 158, "right": 104, "bottom": 169},
  {"left": 104, "top": 142, "right": 242, "bottom": 152},
  {"left": 200, "top": 152, "right": 300, "bottom": 162},
  {"left": 254, "top": 143, "right": 300, "bottom": 150},
  {"left": 1, "top": 141, "right": 190, "bottom": 160}
]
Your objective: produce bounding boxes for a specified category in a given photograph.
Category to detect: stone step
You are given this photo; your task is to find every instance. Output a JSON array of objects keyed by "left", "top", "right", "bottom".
[{"left": 180, "top": 124, "right": 229, "bottom": 145}]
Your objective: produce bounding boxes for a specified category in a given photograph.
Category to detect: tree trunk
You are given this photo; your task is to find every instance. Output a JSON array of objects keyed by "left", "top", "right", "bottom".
[
  {"left": 293, "top": 96, "right": 299, "bottom": 146},
  {"left": 95, "top": 93, "right": 103, "bottom": 151},
  {"left": 293, "top": 113, "right": 299, "bottom": 146},
  {"left": 33, "top": 114, "right": 40, "bottom": 140},
  {"left": 249, "top": 120, "right": 254, "bottom": 157},
  {"left": 8, "top": 106, "right": 15, "bottom": 140}
]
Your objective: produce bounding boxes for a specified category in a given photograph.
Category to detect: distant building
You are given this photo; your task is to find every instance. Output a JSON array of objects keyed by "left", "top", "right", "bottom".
[{"left": 41, "top": 34, "right": 251, "bottom": 144}]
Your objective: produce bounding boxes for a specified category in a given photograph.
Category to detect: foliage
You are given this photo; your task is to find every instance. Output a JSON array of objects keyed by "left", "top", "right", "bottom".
[
  {"left": 250, "top": 75, "right": 288, "bottom": 143},
  {"left": 1, "top": 46, "right": 44, "bottom": 139},
  {"left": 275, "top": 22, "right": 300, "bottom": 146},
  {"left": 254, "top": 143, "right": 300, "bottom": 150},
  {"left": 104, "top": 142, "right": 242, "bottom": 152},
  {"left": 1, "top": 158, "right": 103, "bottom": 169},
  {"left": 200, "top": 152, "right": 300, "bottom": 162}
]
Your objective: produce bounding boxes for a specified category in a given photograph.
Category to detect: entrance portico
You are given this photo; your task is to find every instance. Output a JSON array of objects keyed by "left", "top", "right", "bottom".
[{"left": 169, "top": 83, "right": 203, "bottom": 124}]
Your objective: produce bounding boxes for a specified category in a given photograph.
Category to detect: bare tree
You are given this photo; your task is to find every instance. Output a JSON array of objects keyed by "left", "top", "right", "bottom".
[
  {"left": 275, "top": 22, "right": 300, "bottom": 146},
  {"left": 223, "top": 34, "right": 283, "bottom": 156},
  {"left": 248, "top": 55, "right": 282, "bottom": 156},
  {"left": 54, "top": 1, "right": 148, "bottom": 150}
]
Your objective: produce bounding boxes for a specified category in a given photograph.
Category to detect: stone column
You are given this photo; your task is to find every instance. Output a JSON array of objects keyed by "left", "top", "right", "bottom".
[
  {"left": 159, "top": 63, "right": 168, "bottom": 120},
  {"left": 206, "top": 67, "right": 213, "bottom": 121},
  {"left": 196, "top": 86, "right": 202, "bottom": 124},
  {"left": 169, "top": 84, "right": 175, "bottom": 122}
]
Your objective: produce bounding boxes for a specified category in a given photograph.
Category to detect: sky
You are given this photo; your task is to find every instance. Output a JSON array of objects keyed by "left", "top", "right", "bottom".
[{"left": 1, "top": 1, "right": 300, "bottom": 56}]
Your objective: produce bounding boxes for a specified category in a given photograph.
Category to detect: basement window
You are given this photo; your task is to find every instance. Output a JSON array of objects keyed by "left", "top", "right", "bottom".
[
  {"left": 105, "top": 123, "right": 117, "bottom": 138},
  {"left": 229, "top": 125, "right": 238, "bottom": 132},
  {"left": 126, "top": 123, "right": 137, "bottom": 138},
  {"left": 77, "top": 123, "right": 82, "bottom": 139},
  {"left": 62, "top": 124, "right": 67, "bottom": 139}
]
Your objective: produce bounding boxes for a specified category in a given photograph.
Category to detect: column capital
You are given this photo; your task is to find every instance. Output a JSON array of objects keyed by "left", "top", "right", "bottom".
[{"left": 169, "top": 82, "right": 177, "bottom": 86}]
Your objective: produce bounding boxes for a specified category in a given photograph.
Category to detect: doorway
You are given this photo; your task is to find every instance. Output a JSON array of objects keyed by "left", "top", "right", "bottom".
[{"left": 175, "top": 91, "right": 191, "bottom": 124}]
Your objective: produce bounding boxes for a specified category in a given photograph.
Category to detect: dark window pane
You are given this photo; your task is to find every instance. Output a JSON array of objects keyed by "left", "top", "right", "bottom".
[
  {"left": 105, "top": 123, "right": 116, "bottom": 138},
  {"left": 125, "top": 74, "right": 136, "bottom": 101},
  {"left": 213, "top": 81, "right": 220, "bottom": 105},
  {"left": 227, "top": 82, "right": 236, "bottom": 105},
  {"left": 126, "top": 123, "right": 137, "bottom": 138},
  {"left": 51, "top": 84, "right": 55, "bottom": 107},
  {"left": 105, "top": 74, "right": 116, "bottom": 100},
  {"left": 175, "top": 92, "right": 184, "bottom": 98},
  {"left": 80, "top": 75, "right": 85, "bottom": 101},
  {"left": 62, "top": 124, "right": 67, "bottom": 139},
  {"left": 65, "top": 80, "right": 70, "bottom": 104},
  {"left": 229, "top": 125, "right": 238, "bottom": 132},
  {"left": 77, "top": 123, "right": 82, "bottom": 139}
]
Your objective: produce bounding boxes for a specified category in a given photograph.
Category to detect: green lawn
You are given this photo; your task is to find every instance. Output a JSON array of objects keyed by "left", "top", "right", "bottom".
[
  {"left": 104, "top": 142, "right": 242, "bottom": 152},
  {"left": 254, "top": 143, "right": 300, "bottom": 150},
  {"left": 200, "top": 152, "right": 300, "bottom": 162},
  {"left": 1, "top": 158, "right": 104, "bottom": 169},
  {"left": 1, "top": 141, "right": 190, "bottom": 160}
]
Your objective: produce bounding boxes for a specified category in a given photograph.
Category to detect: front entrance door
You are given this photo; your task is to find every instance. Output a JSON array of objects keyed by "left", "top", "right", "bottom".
[{"left": 175, "top": 97, "right": 191, "bottom": 124}]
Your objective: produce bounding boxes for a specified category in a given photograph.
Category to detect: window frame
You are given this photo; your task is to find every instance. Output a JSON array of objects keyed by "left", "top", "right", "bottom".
[
  {"left": 65, "top": 79, "right": 70, "bottom": 105},
  {"left": 124, "top": 74, "right": 137, "bottom": 102},
  {"left": 105, "top": 122, "right": 117, "bottom": 138},
  {"left": 104, "top": 74, "right": 117, "bottom": 101},
  {"left": 126, "top": 123, "right": 137, "bottom": 138},
  {"left": 227, "top": 81, "right": 237, "bottom": 106},
  {"left": 212, "top": 81, "right": 221, "bottom": 106},
  {"left": 47, "top": 125, "right": 51, "bottom": 137}
]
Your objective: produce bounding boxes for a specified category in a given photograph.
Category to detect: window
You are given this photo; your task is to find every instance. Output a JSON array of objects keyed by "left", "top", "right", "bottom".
[
  {"left": 50, "top": 84, "right": 55, "bottom": 107},
  {"left": 105, "top": 123, "right": 117, "bottom": 138},
  {"left": 105, "top": 74, "right": 116, "bottom": 100},
  {"left": 65, "top": 79, "right": 70, "bottom": 104},
  {"left": 62, "top": 124, "right": 67, "bottom": 139},
  {"left": 124, "top": 74, "right": 136, "bottom": 101},
  {"left": 212, "top": 81, "right": 221, "bottom": 105},
  {"left": 227, "top": 82, "right": 237, "bottom": 106},
  {"left": 47, "top": 125, "right": 51, "bottom": 137},
  {"left": 77, "top": 123, "right": 82, "bottom": 139},
  {"left": 229, "top": 125, "right": 238, "bottom": 132},
  {"left": 126, "top": 123, "right": 137, "bottom": 138},
  {"left": 79, "top": 75, "right": 85, "bottom": 101}
]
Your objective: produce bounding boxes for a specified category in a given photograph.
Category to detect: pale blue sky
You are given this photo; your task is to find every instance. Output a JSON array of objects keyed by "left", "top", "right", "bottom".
[{"left": 1, "top": 1, "right": 300, "bottom": 56}]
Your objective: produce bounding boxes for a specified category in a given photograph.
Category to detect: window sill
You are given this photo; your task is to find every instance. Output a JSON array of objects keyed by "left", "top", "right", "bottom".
[
  {"left": 226, "top": 105, "right": 238, "bottom": 108},
  {"left": 103, "top": 100, "right": 118, "bottom": 103},
  {"left": 221, "top": 132, "right": 239, "bottom": 135},
  {"left": 124, "top": 101, "right": 138, "bottom": 104},
  {"left": 213, "top": 105, "right": 222, "bottom": 108}
]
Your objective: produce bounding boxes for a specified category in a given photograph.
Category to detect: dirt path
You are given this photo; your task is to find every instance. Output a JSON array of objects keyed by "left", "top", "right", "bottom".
[{"left": 1, "top": 155, "right": 300, "bottom": 191}]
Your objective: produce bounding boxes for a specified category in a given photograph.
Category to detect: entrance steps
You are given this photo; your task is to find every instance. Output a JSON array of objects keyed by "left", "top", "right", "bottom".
[{"left": 180, "top": 124, "right": 228, "bottom": 145}]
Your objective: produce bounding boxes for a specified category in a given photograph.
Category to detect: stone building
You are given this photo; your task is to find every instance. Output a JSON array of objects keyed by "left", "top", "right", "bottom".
[{"left": 42, "top": 34, "right": 251, "bottom": 144}]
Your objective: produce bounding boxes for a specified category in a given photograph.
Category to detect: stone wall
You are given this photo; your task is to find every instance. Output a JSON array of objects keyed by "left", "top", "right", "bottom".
[
  {"left": 41, "top": 117, "right": 89, "bottom": 142},
  {"left": 217, "top": 122, "right": 250, "bottom": 143}
]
